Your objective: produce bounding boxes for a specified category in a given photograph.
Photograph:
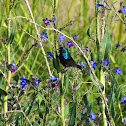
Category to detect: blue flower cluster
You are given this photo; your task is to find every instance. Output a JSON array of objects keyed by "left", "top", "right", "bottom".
[{"left": 19, "top": 75, "right": 41, "bottom": 89}]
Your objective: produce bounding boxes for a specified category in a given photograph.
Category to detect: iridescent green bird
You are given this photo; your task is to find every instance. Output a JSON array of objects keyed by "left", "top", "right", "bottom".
[{"left": 59, "top": 47, "right": 81, "bottom": 69}]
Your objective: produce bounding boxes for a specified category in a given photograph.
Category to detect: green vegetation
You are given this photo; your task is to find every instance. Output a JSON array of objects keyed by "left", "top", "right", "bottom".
[{"left": 0, "top": 0, "right": 126, "bottom": 125}]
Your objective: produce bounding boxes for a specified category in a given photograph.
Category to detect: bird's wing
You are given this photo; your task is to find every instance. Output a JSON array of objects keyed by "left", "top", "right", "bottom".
[{"left": 63, "top": 52, "right": 73, "bottom": 60}]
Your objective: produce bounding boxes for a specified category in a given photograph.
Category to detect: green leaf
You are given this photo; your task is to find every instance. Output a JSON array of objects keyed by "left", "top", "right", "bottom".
[
  {"left": 53, "top": 54, "right": 59, "bottom": 71},
  {"left": 15, "top": 112, "right": 23, "bottom": 125},
  {"left": 107, "top": 72, "right": 119, "bottom": 118},
  {"left": 51, "top": 116, "right": 60, "bottom": 126},
  {"left": 99, "top": 27, "right": 111, "bottom": 62},
  {"left": 0, "top": 88, "right": 7, "bottom": 96},
  {"left": 104, "top": 28, "right": 111, "bottom": 59},
  {"left": 7, "top": 22, "right": 16, "bottom": 44},
  {"left": 87, "top": 18, "right": 96, "bottom": 42},
  {"left": 23, "top": 94, "right": 37, "bottom": 116},
  {"left": 64, "top": 103, "right": 69, "bottom": 118},
  {"left": 68, "top": 102, "right": 76, "bottom": 126},
  {"left": 87, "top": 27, "right": 95, "bottom": 42},
  {"left": 11, "top": 45, "right": 19, "bottom": 58},
  {"left": 83, "top": 94, "right": 92, "bottom": 112},
  {"left": 64, "top": 74, "right": 69, "bottom": 93},
  {"left": 90, "top": 73, "right": 104, "bottom": 91},
  {"left": 32, "top": 121, "right": 40, "bottom": 126}
]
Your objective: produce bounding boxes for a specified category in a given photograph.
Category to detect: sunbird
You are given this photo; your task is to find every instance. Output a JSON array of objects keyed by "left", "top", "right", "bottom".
[{"left": 59, "top": 47, "right": 81, "bottom": 70}]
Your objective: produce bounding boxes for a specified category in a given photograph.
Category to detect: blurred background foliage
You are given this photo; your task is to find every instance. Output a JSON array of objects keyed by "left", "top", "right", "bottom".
[{"left": 0, "top": 0, "right": 126, "bottom": 125}]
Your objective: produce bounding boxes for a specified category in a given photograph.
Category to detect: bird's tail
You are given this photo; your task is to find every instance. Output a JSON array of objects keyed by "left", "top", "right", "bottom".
[{"left": 77, "top": 65, "right": 82, "bottom": 70}]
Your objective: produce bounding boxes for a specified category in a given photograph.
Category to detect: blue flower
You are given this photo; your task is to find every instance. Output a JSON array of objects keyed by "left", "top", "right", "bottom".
[
  {"left": 31, "top": 75, "right": 41, "bottom": 86},
  {"left": 48, "top": 76, "right": 58, "bottom": 81},
  {"left": 113, "top": 67, "right": 122, "bottom": 75},
  {"left": 84, "top": 45, "right": 88, "bottom": 51},
  {"left": 81, "top": 61, "right": 85, "bottom": 67},
  {"left": 90, "top": 60, "right": 96, "bottom": 68},
  {"left": 121, "top": 96, "right": 126, "bottom": 104},
  {"left": 124, "top": 117, "right": 126, "bottom": 123},
  {"left": 120, "top": 6, "right": 126, "bottom": 17},
  {"left": 90, "top": 112, "right": 96, "bottom": 120},
  {"left": 78, "top": 61, "right": 85, "bottom": 67},
  {"left": 20, "top": 75, "right": 26, "bottom": 88},
  {"left": 73, "top": 35, "right": 77, "bottom": 40},
  {"left": 66, "top": 40, "right": 74, "bottom": 48},
  {"left": 52, "top": 14, "right": 56, "bottom": 22},
  {"left": 95, "top": 1, "right": 102, "bottom": 7},
  {"left": 43, "top": 18, "right": 50, "bottom": 26},
  {"left": 115, "top": 42, "right": 120, "bottom": 49},
  {"left": 58, "top": 33, "right": 64, "bottom": 42},
  {"left": 47, "top": 51, "right": 53, "bottom": 58},
  {"left": 11, "top": 61, "right": 17, "bottom": 72},
  {"left": 102, "top": 59, "right": 111, "bottom": 66},
  {"left": 41, "top": 31, "right": 48, "bottom": 40}
]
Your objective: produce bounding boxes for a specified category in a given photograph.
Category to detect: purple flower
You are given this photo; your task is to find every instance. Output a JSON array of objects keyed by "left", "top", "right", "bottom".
[
  {"left": 58, "top": 33, "right": 64, "bottom": 42},
  {"left": 115, "top": 42, "right": 120, "bottom": 49},
  {"left": 102, "top": 59, "right": 111, "bottom": 66},
  {"left": 120, "top": 6, "right": 126, "bottom": 17},
  {"left": 11, "top": 61, "right": 17, "bottom": 72},
  {"left": 31, "top": 75, "right": 41, "bottom": 86},
  {"left": 121, "top": 96, "right": 126, "bottom": 104},
  {"left": 41, "top": 31, "right": 48, "bottom": 40},
  {"left": 95, "top": 1, "right": 102, "bottom": 7},
  {"left": 124, "top": 117, "right": 126, "bottom": 123},
  {"left": 33, "top": 78, "right": 39, "bottom": 86},
  {"left": 113, "top": 67, "right": 122, "bottom": 75},
  {"left": 52, "top": 14, "right": 56, "bottom": 22},
  {"left": 48, "top": 76, "right": 58, "bottom": 81},
  {"left": 84, "top": 45, "right": 88, "bottom": 51},
  {"left": 19, "top": 75, "right": 26, "bottom": 88},
  {"left": 78, "top": 61, "right": 85, "bottom": 67},
  {"left": 90, "top": 60, "right": 96, "bottom": 68},
  {"left": 90, "top": 112, "right": 96, "bottom": 120},
  {"left": 66, "top": 40, "right": 74, "bottom": 48},
  {"left": 54, "top": 82, "right": 59, "bottom": 87},
  {"left": 46, "top": 82, "right": 59, "bottom": 88},
  {"left": 47, "top": 51, "right": 53, "bottom": 58},
  {"left": 43, "top": 18, "right": 50, "bottom": 26}
]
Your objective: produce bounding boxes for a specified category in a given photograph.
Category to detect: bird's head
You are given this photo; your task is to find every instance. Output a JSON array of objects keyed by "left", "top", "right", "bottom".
[{"left": 59, "top": 47, "right": 68, "bottom": 53}]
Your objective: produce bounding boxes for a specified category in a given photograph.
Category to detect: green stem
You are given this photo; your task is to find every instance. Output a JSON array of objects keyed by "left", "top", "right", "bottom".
[
  {"left": 4, "top": 1, "right": 11, "bottom": 126},
  {"left": 59, "top": 73, "right": 65, "bottom": 126},
  {"left": 100, "top": 69, "right": 107, "bottom": 126},
  {"left": 61, "top": 94, "right": 65, "bottom": 126}
]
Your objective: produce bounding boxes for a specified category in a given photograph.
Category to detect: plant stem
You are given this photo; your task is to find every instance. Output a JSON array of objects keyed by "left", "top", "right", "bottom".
[
  {"left": 100, "top": 0, "right": 108, "bottom": 125},
  {"left": 4, "top": 1, "right": 11, "bottom": 126},
  {"left": 24, "top": 0, "right": 52, "bottom": 76},
  {"left": 100, "top": 69, "right": 107, "bottom": 126},
  {"left": 61, "top": 94, "right": 65, "bottom": 126},
  {"left": 59, "top": 73, "right": 65, "bottom": 126}
]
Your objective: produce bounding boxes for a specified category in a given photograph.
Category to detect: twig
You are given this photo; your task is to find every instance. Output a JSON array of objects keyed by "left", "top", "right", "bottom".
[{"left": 24, "top": 0, "right": 52, "bottom": 76}]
